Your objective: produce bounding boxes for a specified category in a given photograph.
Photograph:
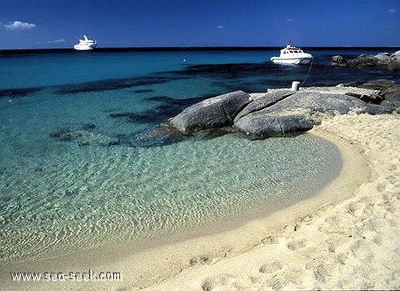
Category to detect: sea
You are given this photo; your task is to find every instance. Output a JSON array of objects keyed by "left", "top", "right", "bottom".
[{"left": 0, "top": 47, "right": 399, "bottom": 262}]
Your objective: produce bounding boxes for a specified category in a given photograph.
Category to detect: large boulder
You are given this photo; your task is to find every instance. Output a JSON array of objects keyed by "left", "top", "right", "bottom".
[
  {"left": 265, "top": 92, "right": 368, "bottom": 115},
  {"left": 234, "top": 90, "right": 294, "bottom": 122},
  {"left": 167, "top": 84, "right": 392, "bottom": 140},
  {"left": 234, "top": 114, "right": 316, "bottom": 137},
  {"left": 170, "top": 90, "right": 251, "bottom": 133},
  {"left": 233, "top": 91, "right": 388, "bottom": 137}
]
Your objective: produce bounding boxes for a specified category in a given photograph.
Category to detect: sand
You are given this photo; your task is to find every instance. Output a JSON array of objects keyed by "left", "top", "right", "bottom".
[
  {"left": 148, "top": 113, "right": 400, "bottom": 291},
  {"left": 2, "top": 112, "right": 400, "bottom": 290}
]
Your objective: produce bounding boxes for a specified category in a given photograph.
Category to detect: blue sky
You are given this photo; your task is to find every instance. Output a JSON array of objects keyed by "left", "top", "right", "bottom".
[{"left": 0, "top": 0, "right": 399, "bottom": 49}]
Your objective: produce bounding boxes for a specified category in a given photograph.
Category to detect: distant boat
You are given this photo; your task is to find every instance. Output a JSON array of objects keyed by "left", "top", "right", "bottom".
[
  {"left": 271, "top": 44, "right": 313, "bottom": 65},
  {"left": 74, "top": 35, "right": 97, "bottom": 51}
]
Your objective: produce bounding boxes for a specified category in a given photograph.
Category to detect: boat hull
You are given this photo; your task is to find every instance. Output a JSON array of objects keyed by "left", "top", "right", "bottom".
[
  {"left": 74, "top": 45, "right": 95, "bottom": 51},
  {"left": 271, "top": 57, "right": 313, "bottom": 65}
]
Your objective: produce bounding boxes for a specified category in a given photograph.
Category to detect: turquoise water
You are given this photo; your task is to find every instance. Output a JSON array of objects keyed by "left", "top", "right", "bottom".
[{"left": 0, "top": 48, "right": 394, "bottom": 262}]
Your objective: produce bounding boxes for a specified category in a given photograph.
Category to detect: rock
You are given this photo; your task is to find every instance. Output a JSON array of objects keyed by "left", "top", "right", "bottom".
[
  {"left": 374, "top": 53, "right": 391, "bottom": 65},
  {"left": 170, "top": 90, "right": 251, "bottom": 133},
  {"left": 234, "top": 114, "right": 316, "bottom": 137},
  {"left": 359, "top": 80, "right": 400, "bottom": 112},
  {"left": 330, "top": 55, "right": 348, "bottom": 67},
  {"left": 118, "top": 124, "right": 185, "bottom": 148},
  {"left": 349, "top": 54, "right": 378, "bottom": 67},
  {"left": 359, "top": 79, "right": 397, "bottom": 91},
  {"left": 297, "top": 85, "right": 382, "bottom": 103},
  {"left": 363, "top": 104, "right": 392, "bottom": 115},
  {"left": 50, "top": 128, "right": 120, "bottom": 147},
  {"left": 234, "top": 91, "right": 385, "bottom": 137},
  {"left": 260, "top": 92, "right": 367, "bottom": 115},
  {"left": 387, "top": 61, "right": 400, "bottom": 72},
  {"left": 331, "top": 52, "right": 400, "bottom": 72},
  {"left": 234, "top": 90, "right": 294, "bottom": 122},
  {"left": 166, "top": 83, "right": 393, "bottom": 140}
]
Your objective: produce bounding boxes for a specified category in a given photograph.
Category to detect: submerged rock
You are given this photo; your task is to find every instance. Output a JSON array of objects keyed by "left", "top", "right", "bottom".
[
  {"left": 170, "top": 90, "right": 251, "bottom": 133},
  {"left": 0, "top": 87, "right": 43, "bottom": 98},
  {"left": 118, "top": 124, "right": 185, "bottom": 148},
  {"left": 50, "top": 128, "right": 119, "bottom": 147}
]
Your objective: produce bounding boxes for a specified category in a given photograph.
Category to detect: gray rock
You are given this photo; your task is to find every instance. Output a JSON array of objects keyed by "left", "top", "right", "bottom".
[
  {"left": 349, "top": 54, "right": 378, "bottom": 67},
  {"left": 170, "top": 90, "right": 251, "bottom": 133},
  {"left": 234, "top": 114, "right": 316, "bottom": 137},
  {"left": 167, "top": 82, "right": 393, "bottom": 140},
  {"left": 298, "top": 85, "right": 382, "bottom": 102},
  {"left": 360, "top": 79, "right": 400, "bottom": 111},
  {"left": 262, "top": 92, "right": 367, "bottom": 115},
  {"left": 363, "top": 104, "right": 393, "bottom": 115},
  {"left": 331, "top": 52, "right": 400, "bottom": 72},
  {"left": 50, "top": 129, "right": 120, "bottom": 147},
  {"left": 387, "top": 61, "right": 400, "bottom": 72},
  {"left": 233, "top": 91, "right": 381, "bottom": 137},
  {"left": 234, "top": 90, "right": 294, "bottom": 122},
  {"left": 374, "top": 53, "right": 392, "bottom": 65},
  {"left": 330, "top": 55, "right": 348, "bottom": 67}
]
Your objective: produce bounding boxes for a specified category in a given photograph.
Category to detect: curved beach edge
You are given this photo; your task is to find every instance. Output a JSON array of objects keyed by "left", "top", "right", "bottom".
[
  {"left": 2, "top": 113, "right": 399, "bottom": 290},
  {"left": 144, "top": 113, "right": 400, "bottom": 290}
]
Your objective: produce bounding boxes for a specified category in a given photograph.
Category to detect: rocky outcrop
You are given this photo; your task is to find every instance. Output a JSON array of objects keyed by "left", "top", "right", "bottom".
[
  {"left": 234, "top": 91, "right": 384, "bottom": 137},
  {"left": 359, "top": 79, "right": 400, "bottom": 112},
  {"left": 331, "top": 51, "right": 400, "bottom": 72},
  {"left": 169, "top": 85, "right": 393, "bottom": 138},
  {"left": 234, "top": 114, "right": 315, "bottom": 137},
  {"left": 233, "top": 90, "right": 294, "bottom": 122},
  {"left": 170, "top": 90, "right": 251, "bottom": 133}
]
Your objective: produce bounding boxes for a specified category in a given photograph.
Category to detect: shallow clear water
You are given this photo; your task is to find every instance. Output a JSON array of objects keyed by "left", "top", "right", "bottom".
[
  {"left": 0, "top": 48, "right": 395, "bottom": 262},
  {"left": 0, "top": 132, "right": 341, "bottom": 261}
]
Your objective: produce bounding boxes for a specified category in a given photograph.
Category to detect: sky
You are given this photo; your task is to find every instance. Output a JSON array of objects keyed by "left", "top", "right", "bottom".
[{"left": 0, "top": 0, "right": 399, "bottom": 49}]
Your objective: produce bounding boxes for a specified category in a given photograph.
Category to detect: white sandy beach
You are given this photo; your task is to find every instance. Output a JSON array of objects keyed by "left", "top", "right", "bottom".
[
  {"left": 147, "top": 113, "right": 400, "bottom": 290},
  {"left": 2, "top": 112, "right": 399, "bottom": 291}
]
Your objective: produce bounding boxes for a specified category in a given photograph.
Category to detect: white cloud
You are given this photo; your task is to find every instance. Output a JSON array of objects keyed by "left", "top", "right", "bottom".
[
  {"left": 388, "top": 8, "right": 396, "bottom": 14},
  {"left": 217, "top": 25, "right": 224, "bottom": 29},
  {"left": 47, "top": 39, "right": 65, "bottom": 44},
  {"left": 4, "top": 20, "right": 36, "bottom": 31},
  {"left": 286, "top": 18, "right": 294, "bottom": 22}
]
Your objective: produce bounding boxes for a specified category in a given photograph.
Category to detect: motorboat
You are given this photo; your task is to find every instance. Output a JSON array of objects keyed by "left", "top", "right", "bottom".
[
  {"left": 271, "top": 45, "right": 313, "bottom": 65},
  {"left": 74, "top": 35, "right": 97, "bottom": 51}
]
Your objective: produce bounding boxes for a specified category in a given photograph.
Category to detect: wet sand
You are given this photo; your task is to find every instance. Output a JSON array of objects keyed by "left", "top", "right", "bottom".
[{"left": 1, "top": 113, "right": 399, "bottom": 290}]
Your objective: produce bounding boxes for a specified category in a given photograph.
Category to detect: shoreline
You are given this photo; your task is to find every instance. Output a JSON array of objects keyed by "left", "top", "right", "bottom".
[
  {"left": 1, "top": 113, "right": 386, "bottom": 290},
  {"left": 150, "top": 113, "right": 400, "bottom": 290}
]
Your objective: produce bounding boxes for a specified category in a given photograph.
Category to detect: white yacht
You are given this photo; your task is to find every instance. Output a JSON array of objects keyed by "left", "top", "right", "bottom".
[
  {"left": 271, "top": 45, "right": 313, "bottom": 65},
  {"left": 73, "top": 35, "right": 97, "bottom": 51}
]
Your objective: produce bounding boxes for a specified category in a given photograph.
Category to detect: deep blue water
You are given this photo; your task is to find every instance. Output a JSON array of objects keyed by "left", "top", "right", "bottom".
[{"left": 0, "top": 48, "right": 397, "bottom": 262}]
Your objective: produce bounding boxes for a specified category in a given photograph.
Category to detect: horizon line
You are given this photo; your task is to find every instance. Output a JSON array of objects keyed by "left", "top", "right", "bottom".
[{"left": 1, "top": 45, "right": 399, "bottom": 54}]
